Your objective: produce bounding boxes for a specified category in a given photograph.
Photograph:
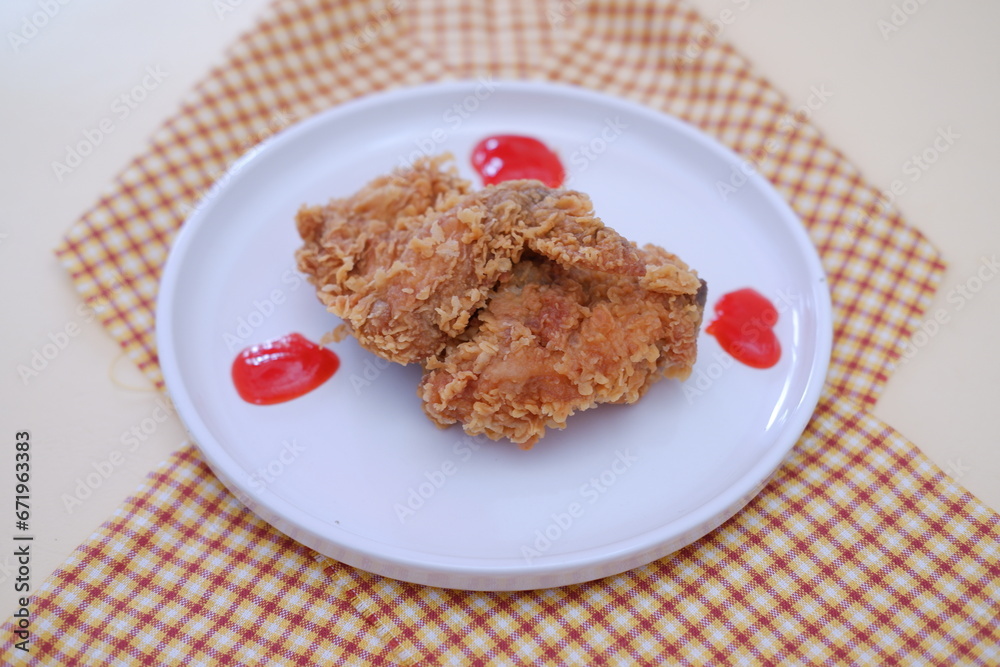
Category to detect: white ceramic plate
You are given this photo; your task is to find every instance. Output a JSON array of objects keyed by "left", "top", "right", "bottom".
[{"left": 157, "top": 81, "right": 832, "bottom": 590}]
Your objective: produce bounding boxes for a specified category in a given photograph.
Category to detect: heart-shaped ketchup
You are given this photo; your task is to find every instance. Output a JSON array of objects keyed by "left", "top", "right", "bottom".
[
  {"left": 471, "top": 135, "right": 565, "bottom": 187},
  {"left": 232, "top": 333, "right": 340, "bottom": 405},
  {"left": 705, "top": 288, "right": 781, "bottom": 369}
]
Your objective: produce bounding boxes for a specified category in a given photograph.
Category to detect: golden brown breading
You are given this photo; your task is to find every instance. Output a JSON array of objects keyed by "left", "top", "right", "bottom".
[
  {"left": 296, "top": 156, "right": 644, "bottom": 364},
  {"left": 418, "top": 248, "right": 706, "bottom": 447},
  {"left": 295, "top": 155, "right": 707, "bottom": 447}
]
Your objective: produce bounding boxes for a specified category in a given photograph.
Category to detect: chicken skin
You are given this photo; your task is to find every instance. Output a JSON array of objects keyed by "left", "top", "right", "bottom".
[
  {"left": 419, "top": 248, "right": 706, "bottom": 446},
  {"left": 295, "top": 156, "right": 706, "bottom": 447},
  {"left": 296, "top": 156, "right": 644, "bottom": 364}
]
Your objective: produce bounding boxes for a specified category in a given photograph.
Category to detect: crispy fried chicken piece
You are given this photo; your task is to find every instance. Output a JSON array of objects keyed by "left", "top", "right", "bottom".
[
  {"left": 296, "top": 155, "right": 707, "bottom": 447},
  {"left": 296, "top": 156, "right": 643, "bottom": 364},
  {"left": 418, "top": 247, "right": 707, "bottom": 447}
]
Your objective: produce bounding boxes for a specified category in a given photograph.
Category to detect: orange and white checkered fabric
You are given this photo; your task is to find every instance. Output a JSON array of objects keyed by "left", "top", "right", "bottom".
[
  {"left": 7, "top": 0, "right": 995, "bottom": 663},
  {"left": 7, "top": 395, "right": 999, "bottom": 665}
]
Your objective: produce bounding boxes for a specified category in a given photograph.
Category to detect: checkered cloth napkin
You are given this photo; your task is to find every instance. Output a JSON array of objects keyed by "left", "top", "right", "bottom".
[{"left": 8, "top": 0, "right": 999, "bottom": 663}]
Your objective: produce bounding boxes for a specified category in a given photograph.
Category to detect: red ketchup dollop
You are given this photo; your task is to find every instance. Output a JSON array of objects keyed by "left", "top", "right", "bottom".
[
  {"left": 705, "top": 288, "right": 782, "bottom": 369},
  {"left": 471, "top": 135, "right": 565, "bottom": 187},
  {"left": 232, "top": 333, "right": 339, "bottom": 405}
]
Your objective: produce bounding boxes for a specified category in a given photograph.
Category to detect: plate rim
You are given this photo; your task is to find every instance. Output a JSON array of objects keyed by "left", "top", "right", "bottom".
[{"left": 156, "top": 79, "right": 834, "bottom": 590}]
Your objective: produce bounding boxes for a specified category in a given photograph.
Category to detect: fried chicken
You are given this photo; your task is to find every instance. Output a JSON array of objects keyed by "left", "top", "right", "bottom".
[
  {"left": 295, "top": 155, "right": 706, "bottom": 447},
  {"left": 419, "top": 248, "right": 707, "bottom": 446},
  {"left": 296, "top": 156, "right": 644, "bottom": 364}
]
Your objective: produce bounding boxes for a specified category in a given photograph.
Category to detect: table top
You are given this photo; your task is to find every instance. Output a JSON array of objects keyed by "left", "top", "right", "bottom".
[{"left": 1, "top": 0, "right": 997, "bottom": 592}]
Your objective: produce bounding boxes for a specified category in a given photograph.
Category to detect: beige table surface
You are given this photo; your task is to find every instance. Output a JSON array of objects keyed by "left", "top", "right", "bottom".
[{"left": 1, "top": 0, "right": 998, "bottom": 606}]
